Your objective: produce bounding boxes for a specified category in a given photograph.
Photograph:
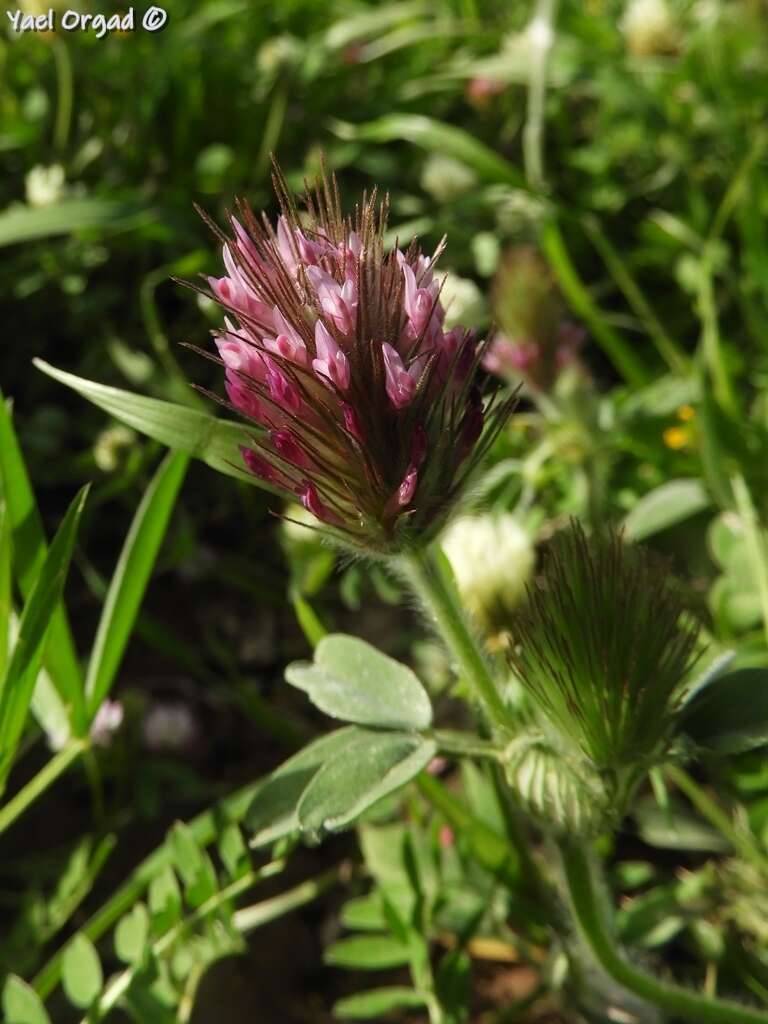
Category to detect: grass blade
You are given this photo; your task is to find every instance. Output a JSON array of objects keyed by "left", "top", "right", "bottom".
[
  {"left": 330, "top": 113, "right": 528, "bottom": 188},
  {"left": 85, "top": 451, "right": 188, "bottom": 718},
  {"left": 0, "top": 394, "right": 84, "bottom": 728},
  {"left": 540, "top": 218, "right": 650, "bottom": 387},
  {"left": 0, "top": 486, "right": 89, "bottom": 784},
  {"left": 0, "top": 504, "right": 11, "bottom": 682}
]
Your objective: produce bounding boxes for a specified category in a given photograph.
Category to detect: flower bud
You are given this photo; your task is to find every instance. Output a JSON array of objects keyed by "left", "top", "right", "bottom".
[
  {"left": 508, "top": 521, "right": 699, "bottom": 770},
  {"left": 483, "top": 246, "right": 583, "bottom": 393}
]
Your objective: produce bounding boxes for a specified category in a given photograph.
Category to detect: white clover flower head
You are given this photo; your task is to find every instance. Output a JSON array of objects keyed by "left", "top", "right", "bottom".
[
  {"left": 439, "top": 272, "right": 487, "bottom": 331},
  {"left": 442, "top": 513, "right": 535, "bottom": 628},
  {"left": 25, "top": 164, "right": 66, "bottom": 208},
  {"left": 621, "top": 0, "right": 680, "bottom": 56}
]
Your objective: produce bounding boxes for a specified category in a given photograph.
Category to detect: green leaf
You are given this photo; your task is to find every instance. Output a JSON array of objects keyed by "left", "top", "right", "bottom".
[
  {"left": 0, "top": 503, "right": 12, "bottom": 682},
  {"left": 634, "top": 797, "right": 731, "bottom": 853},
  {"left": 0, "top": 486, "right": 89, "bottom": 780},
  {"left": 61, "top": 933, "right": 103, "bottom": 1009},
  {"left": 680, "top": 668, "right": 768, "bottom": 753},
  {"left": 623, "top": 478, "right": 711, "bottom": 541},
  {"left": 333, "top": 987, "right": 427, "bottom": 1018},
  {"left": 290, "top": 588, "right": 327, "bottom": 648},
  {"left": 297, "top": 730, "right": 437, "bottom": 839},
  {"left": 286, "top": 634, "right": 432, "bottom": 731},
  {"left": 170, "top": 820, "right": 204, "bottom": 880},
  {"left": 218, "top": 823, "right": 248, "bottom": 879},
  {"left": 417, "top": 773, "right": 518, "bottom": 886},
  {"left": 324, "top": 2, "right": 425, "bottom": 51},
  {"left": 2, "top": 975, "right": 53, "bottom": 1024},
  {"left": 330, "top": 114, "right": 527, "bottom": 188},
  {"left": 325, "top": 935, "right": 412, "bottom": 970},
  {"left": 148, "top": 866, "right": 182, "bottom": 933},
  {"left": 85, "top": 451, "right": 188, "bottom": 717},
  {"left": 0, "top": 198, "right": 143, "bottom": 246},
  {"left": 115, "top": 902, "right": 150, "bottom": 964},
  {"left": 33, "top": 360, "right": 259, "bottom": 486},
  {"left": 0, "top": 394, "right": 83, "bottom": 726},
  {"left": 169, "top": 822, "right": 217, "bottom": 906},
  {"left": 245, "top": 726, "right": 360, "bottom": 847},
  {"left": 340, "top": 893, "right": 387, "bottom": 932}
]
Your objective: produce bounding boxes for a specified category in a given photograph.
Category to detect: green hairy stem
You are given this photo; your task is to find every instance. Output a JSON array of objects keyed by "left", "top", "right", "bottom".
[
  {"left": 559, "top": 839, "right": 768, "bottom": 1024},
  {"left": 399, "top": 545, "right": 514, "bottom": 733}
]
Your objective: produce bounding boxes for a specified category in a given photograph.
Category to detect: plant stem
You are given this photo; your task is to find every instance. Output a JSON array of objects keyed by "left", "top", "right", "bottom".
[
  {"left": 431, "top": 729, "right": 504, "bottom": 761},
  {"left": 582, "top": 215, "right": 690, "bottom": 375},
  {"left": 233, "top": 864, "right": 343, "bottom": 932},
  {"left": 34, "top": 778, "right": 262, "bottom": 998},
  {"left": 540, "top": 218, "right": 649, "bottom": 387},
  {"left": 665, "top": 763, "right": 768, "bottom": 876},
  {"left": 696, "top": 250, "right": 738, "bottom": 418},
  {"left": 52, "top": 39, "right": 73, "bottom": 153},
  {"left": 400, "top": 546, "right": 513, "bottom": 732},
  {"left": 558, "top": 838, "right": 768, "bottom": 1024},
  {"left": 523, "top": 0, "right": 558, "bottom": 190},
  {"left": 83, "top": 860, "right": 288, "bottom": 1022},
  {"left": 0, "top": 739, "right": 87, "bottom": 836}
]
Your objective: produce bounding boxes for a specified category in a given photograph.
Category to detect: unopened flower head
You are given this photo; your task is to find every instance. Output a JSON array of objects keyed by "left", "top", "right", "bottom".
[
  {"left": 508, "top": 521, "right": 699, "bottom": 769},
  {"left": 192, "top": 166, "right": 515, "bottom": 553},
  {"left": 482, "top": 246, "right": 583, "bottom": 393}
]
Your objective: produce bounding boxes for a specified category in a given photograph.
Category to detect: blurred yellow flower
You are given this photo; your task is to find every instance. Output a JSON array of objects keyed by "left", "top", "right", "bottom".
[{"left": 663, "top": 426, "right": 690, "bottom": 450}]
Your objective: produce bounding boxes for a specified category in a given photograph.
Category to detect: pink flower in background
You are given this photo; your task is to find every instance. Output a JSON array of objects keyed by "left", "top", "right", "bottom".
[
  {"left": 90, "top": 699, "right": 124, "bottom": 747},
  {"left": 189, "top": 166, "right": 515, "bottom": 552},
  {"left": 483, "top": 246, "right": 585, "bottom": 393}
]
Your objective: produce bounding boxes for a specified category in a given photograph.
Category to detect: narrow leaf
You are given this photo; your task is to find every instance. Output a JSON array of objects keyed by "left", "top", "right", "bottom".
[
  {"left": 623, "top": 478, "right": 710, "bottom": 541},
  {"left": 0, "top": 486, "right": 88, "bottom": 780},
  {"left": 330, "top": 113, "right": 527, "bottom": 188},
  {"left": 0, "top": 503, "right": 12, "bottom": 682},
  {"left": 0, "top": 198, "right": 143, "bottom": 246},
  {"left": 334, "top": 987, "right": 427, "bottom": 1019},
  {"left": 285, "top": 633, "right": 432, "bottom": 731},
  {"left": 34, "top": 360, "right": 259, "bottom": 486},
  {"left": 325, "top": 935, "right": 412, "bottom": 970},
  {"left": 85, "top": 451, "right": 188, "bottom": 716},
  {"left": 0, "top": 394, "right": 83, "bottom": 724}
]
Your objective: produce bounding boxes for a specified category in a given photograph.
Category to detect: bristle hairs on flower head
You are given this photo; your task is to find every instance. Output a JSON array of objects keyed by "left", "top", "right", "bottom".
[
  {"left": 508, "top": 520, "right": 700, "bottom": 769},
  {"left": 189, "top": 161, "right": 516, "bottom": 554}
]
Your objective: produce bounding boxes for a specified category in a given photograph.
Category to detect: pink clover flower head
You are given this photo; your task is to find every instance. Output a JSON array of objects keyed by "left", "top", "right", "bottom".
[{"left": 189, "top": 163, "right": 516, "bottom": 552}]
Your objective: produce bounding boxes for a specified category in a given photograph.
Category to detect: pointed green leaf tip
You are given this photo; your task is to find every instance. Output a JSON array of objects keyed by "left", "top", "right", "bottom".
[
  {"left": 285, "top": 633, "right": 433, "bottom": 731},
  {"left": 508, "top": 520, "right": 700, "bottom": 770}
]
